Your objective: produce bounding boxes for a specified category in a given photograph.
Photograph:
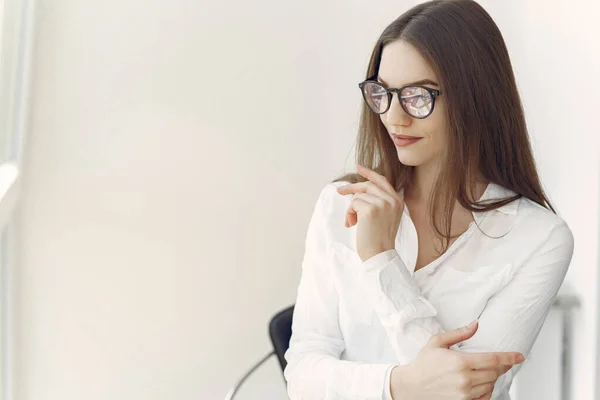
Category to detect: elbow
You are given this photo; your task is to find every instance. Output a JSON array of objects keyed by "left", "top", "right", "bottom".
[
  {"left": 283, "top": 346, "right": 339, "bottom": 400},
  {"left": 282, "top": 355, "right": 312, "bottom": 400}
]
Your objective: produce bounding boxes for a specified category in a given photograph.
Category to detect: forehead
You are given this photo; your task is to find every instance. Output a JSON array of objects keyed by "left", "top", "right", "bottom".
[{"left": 378, "top": 40, "right": 438, "bottom": 86}]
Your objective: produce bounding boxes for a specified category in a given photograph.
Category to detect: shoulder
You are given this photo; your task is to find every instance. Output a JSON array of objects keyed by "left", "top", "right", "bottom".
[
  {"left": 518, "top": 197, "right": 573, "bottom": 238},
  {"left": 309, "top": 181, "right": 355, "bottom": 246},
  {"left": 481, "top": 182, "right": 574, "bottom": 264},
  {"left": 488, "top": 182, "right": 573, "bottom": 246},
  {"left": 512, "top": 196, "right": 575, "bottom": 262},
  {"left": 314, "top": 180, "right": 353, "bottom": 212}
]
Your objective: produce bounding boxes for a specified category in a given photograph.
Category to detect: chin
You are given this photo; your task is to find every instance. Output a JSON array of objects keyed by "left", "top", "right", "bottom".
[{"left": 395, "top": 152, "right": 425, "bottom": 167}]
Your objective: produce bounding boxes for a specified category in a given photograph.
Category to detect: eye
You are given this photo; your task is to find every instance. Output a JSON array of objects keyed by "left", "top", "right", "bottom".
[
  {"left": 400, "top": 87, "right": 434, "bottom": 118},
  {"left": 403, "top": 94, "right": 430, "bottom": 107},
  {"left": 401, "top": 87, "right": 432, "bottom": 108},
  {"left": 362, "top": 82, "right": 390, "bottom": 113}
]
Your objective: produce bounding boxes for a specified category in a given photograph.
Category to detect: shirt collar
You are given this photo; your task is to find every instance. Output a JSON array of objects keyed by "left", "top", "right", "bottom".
[
  {"left": 397, "top": 181, "right": 520, "bottom": 219},
  {"left": 477, "top": 181, "right": 520, "bottom": 216}
]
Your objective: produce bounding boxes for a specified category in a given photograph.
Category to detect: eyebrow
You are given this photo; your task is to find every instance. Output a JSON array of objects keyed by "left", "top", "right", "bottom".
[{"left": 377, "top": 76, "right": 439, "bottom": 87}]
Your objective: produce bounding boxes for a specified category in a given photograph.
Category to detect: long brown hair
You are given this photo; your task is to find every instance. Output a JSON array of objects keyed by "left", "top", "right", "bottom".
[{"left": 333, "top": 0, "right": 555, "bottom": 253}]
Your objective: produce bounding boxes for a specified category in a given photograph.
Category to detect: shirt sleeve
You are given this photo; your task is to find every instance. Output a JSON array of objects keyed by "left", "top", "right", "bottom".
[
  {"left": 383, "top": 365, "right": 396, "bottom": 400},
  {"left": 357, "top": 220, "right": 575, "bottom": 399},
  {"left": 283, "top": 184, "right": 397, "bottom": 400}
]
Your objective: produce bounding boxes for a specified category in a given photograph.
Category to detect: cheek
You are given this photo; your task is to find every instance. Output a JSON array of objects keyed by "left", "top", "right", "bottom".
[
  {"left": 426, "top": 125, "right": 448, "bottom": 153},
  {"left": 426, "top": 107, "right": 448, "bottom": 144},
  {"left": 431, "top": 100, "right": 448, "bottom": 130},
  {"left": 379, "top": 115, "right": 388, "bottom": 130},
  {"left": 417, "top": 119, "right": 448, "bottom": 160}
]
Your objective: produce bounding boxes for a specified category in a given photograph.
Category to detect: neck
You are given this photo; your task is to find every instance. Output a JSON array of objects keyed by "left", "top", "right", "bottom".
[
  {"left": 406, "top": 162, "right": 489, "bottom": 205},
  {"left": 406, "top": 160, "right": 440, "bottom": 203}
]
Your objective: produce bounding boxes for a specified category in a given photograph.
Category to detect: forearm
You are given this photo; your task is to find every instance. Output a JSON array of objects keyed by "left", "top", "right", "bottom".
[
  {"left": 355, "top": 222, "right": 573, "bottom": 399},
  {"left": 284, "top": 350, "right": 395, "bottom": 400},
  {"left": 357, "top": 249, "right": 449, "bottom": 360}
]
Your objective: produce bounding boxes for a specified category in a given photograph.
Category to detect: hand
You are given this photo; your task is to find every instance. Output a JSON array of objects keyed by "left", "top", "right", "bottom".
[
  {"left": 390, "top": 320, "right": 525, "bottom": 400},
  {"left": 336, "top": 164, "right": 405, "bottom": 262}
]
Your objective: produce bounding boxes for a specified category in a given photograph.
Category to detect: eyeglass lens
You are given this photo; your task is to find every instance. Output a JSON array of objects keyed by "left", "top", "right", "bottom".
[{"left": 362, "top": 82, "right": 433, "bottom": 118}]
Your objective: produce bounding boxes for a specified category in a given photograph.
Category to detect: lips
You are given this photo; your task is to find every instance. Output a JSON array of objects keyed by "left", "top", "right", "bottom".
[
  {"left": 391, "top": 133, "right": 421, "bottom": 140},
  {"left": 391, "top": 133, "right": 422, "bottom": 147}
]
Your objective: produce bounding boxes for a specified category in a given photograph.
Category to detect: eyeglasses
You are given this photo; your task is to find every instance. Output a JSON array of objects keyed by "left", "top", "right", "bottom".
[{"left": 358, "top": 75, "right": 442, "bottom": 119}]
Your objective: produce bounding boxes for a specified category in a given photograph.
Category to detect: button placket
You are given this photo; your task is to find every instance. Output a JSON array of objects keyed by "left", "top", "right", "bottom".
[{"left": 414, "top": 220, "right": 479, "bottom": 279}]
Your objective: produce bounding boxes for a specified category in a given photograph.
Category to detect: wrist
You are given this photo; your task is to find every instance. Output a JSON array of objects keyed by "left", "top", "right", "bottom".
[
  {"left": 361, "top": 247, "right": 395, "bottom": 263},
  {"left": 390, "top": 365, "right": 412, "bottom": 400}
]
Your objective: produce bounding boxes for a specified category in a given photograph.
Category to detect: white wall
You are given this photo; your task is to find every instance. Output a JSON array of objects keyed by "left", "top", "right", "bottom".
[
  {"left": 482, "top": 1, "right": 600, "bottom": 399},
  {"left": 6, "top": 0, "right": 599, "bottom": 399}
]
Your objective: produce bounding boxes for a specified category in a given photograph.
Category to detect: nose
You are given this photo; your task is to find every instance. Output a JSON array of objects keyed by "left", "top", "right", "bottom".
[{"left": 384, "top": 93, "right": 412, "bottom": 127}]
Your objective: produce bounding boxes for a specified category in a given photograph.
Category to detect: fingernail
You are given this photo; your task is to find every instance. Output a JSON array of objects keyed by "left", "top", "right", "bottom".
[
  {"left": 518, "top": 354, "right": 525, "bottom": 363},
  {"left": 466, "top": 319, "right": 477, "bottom": 328}
]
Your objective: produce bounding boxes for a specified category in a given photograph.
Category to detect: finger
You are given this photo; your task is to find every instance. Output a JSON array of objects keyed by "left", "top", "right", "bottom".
[
  {"left": 470, "top": 382, "right": 495, "bottom": 399},
  {"left": 426, "top": 320, "right": 478, "bottom": 349},
  {"left": 337, "top": 181, "right": 398, "bottom": 205},
  {"left": 349, "top": 213, "right": 357, "bottom": 227},
  {"left": 348, "top": 212, "right": 356, "bottom": 227},
  {"left": 351, "top": 192, "right": 385, "bottom": 207},
  {"left": 343, "top": 194, "right": 361, "bottom": 228},
  {"left": 345, "top": 203, "right": 358, "bottom": 227},
  {"left": 496, "top": 364, "right": 512, "bottom": 375},
  {"left": 468, "top": 369, "right": 499, "bottom": 386},
  {"left": 347, "top": 196, "right": 372, "bottom": 218},
  {"left": 471, "top": 383, "right": 494, "bottom": 400},
  {"left": 473, "top": 390, "right": 493, "bottom": 400},
  {"left": 355, "top": 164, "right": 397, "bottom": 196},
  {"left": 345, "top": 205, "right": 360, "bottom": 227},
  {"left": 464, "top": 352, "right": 525, "bottom": 370},
  {"left": 346, "top": 193, "right": 381, "bottom": 225},
  {"left": 346, "top": 192, "right": 392, "bottom": 228}
]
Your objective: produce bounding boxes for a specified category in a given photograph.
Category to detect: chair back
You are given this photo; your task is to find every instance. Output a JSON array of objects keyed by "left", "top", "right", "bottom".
[{"left": 268, "top": 305, "right": 295, "bottom": 372}]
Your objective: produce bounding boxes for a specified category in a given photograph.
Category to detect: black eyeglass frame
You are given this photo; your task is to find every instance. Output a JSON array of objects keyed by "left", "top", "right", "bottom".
[{"left": 358, "top": 75, "right": 442, "bottom": 119}]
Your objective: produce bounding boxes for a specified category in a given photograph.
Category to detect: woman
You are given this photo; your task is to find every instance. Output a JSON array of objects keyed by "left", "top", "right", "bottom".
[{"left": 283, "top": 0, "right": 575, "bottom": 399}]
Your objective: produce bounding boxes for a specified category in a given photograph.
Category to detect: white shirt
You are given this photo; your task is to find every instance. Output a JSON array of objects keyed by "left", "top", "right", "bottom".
[{"left": 283, "top": 180, "right": 575, "bottom": 400}]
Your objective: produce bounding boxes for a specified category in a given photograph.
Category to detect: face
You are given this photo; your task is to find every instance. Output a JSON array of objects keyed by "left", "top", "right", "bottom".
[{"left": 377, "top": 40, "right": 448, "bottom": 168}]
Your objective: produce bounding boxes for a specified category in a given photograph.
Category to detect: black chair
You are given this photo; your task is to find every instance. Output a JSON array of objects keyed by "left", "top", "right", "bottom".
[{"left": 224, "top": 305, "right": 295, "bottom": 400}]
